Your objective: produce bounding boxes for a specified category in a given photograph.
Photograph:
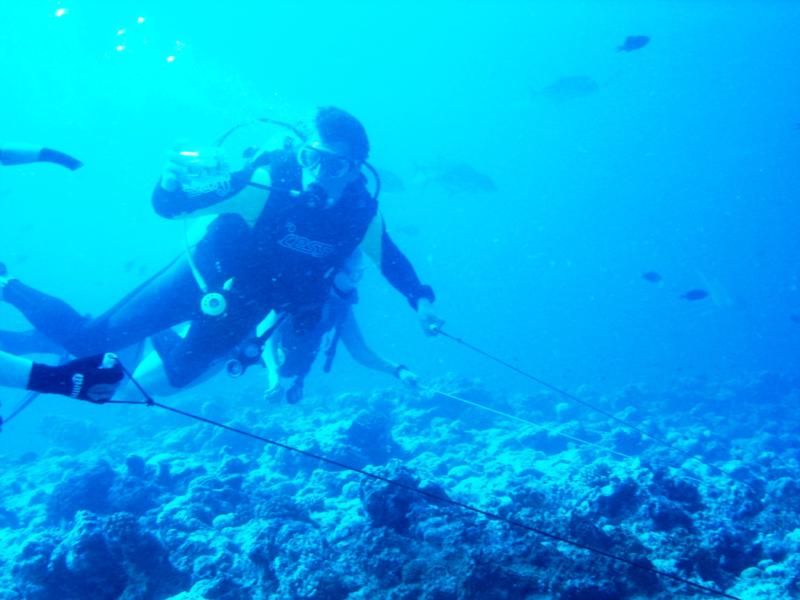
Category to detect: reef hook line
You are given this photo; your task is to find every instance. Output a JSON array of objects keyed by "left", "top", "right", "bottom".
[
  {"left": 434, "top": 328, "right": 743, "bottom": 484},
  {"left": 106, "top": 364, "right": 741, "bottom": 600}
]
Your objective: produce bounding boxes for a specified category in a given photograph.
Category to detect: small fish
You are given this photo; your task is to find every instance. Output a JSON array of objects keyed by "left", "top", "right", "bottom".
[
  {"left": 790, "top": 314, "right": 800, "bottom": 324},
  {"left": 415, "top": 161, "right": 497, "bottom": 195},
  {"left": 617, "top": 35, "right": 650, "bottom": 52},
  {"left": 540, "top": 75, "right": 600, "bottom": 101},
  {"left": 641, "top": 271, "right": 662, "bottom": 283},
  {"left": 393, "top": 224, "right": 421, "bottom": 237},
  {"left": 376, "top": 168, "right": 406, "bottom": 193},
  {"left": 681, "top": 289, "right": 709, "bottom": 301}
]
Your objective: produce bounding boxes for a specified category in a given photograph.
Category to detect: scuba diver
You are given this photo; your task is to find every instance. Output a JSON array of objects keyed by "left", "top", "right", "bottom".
[
  {"left": 0, "top": 107, "right": 442, "bottom": 394},
  {"left": 265, "top": 250, "right": 419, "bottom": 404}
]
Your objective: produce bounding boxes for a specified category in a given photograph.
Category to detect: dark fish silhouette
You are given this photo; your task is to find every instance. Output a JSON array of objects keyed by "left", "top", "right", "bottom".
[
  {"left": 540, "top": 75, "right": 600, "bottom": 101},
  {"left": 415, "top": 161, "right": 497, "bottom": 195},
  {"left": 642, "top": 271, "right": 662, "bottom": 283},
  {"left": 681, "top": 289, "right": 709, "bottom": 301},
  {"left": 617, "top": 35, "right": 650, "bottom": 52},
  {"left": 393, "top": 224, "right": 421, "bottom": 237},
  {"left": 376, "top": 168, "right": 406, "bottom": 193}
]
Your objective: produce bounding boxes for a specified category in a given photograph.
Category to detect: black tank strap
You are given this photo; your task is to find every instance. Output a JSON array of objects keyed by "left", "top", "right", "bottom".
[{"left": 322, "top": 326, "right": 341, "bottom": 373}]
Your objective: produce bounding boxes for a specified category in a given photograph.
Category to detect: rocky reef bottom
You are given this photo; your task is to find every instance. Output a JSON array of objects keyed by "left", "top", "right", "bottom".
[{"left": 0, "top": 371, "right": 798, "bottom": 599}]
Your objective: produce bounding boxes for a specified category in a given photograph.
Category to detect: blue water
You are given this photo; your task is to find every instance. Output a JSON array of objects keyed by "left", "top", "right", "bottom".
[{"left": 1, "top": 2, "right": 798, "bottom": 598}]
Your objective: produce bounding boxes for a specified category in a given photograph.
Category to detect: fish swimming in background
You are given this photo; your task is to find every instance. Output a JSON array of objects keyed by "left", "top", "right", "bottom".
[
  {"left": 681, "top": 289, "right": 710, "bottom": 301},
  {"left": 696, "top": 270, "right": 737, "bottom": 308},
  {"left": 393, "top": 224, "right": 421, "bottom": 237},
  {"left": 641, "top": 271, "right": 662, "bottom": 283},
  {"left": 376, "top": 168, "right": 406, "bottom": 193},
  {"left": 539, "top": 75, "right": 600, "bottom": 101},
  {"left": 414, "top": 160, "right": 497, "bottom": 195},
  {"left": 617, "top": 35, "right": 650, "bottom": 52}
]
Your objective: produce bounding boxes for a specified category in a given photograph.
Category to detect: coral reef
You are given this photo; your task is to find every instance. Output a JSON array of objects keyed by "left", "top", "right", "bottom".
[{"left": 0, "top": 372, "right": 797, "bottom": 598}]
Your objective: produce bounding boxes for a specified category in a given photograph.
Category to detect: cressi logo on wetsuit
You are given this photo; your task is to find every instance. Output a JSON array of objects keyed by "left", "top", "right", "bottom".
[
  {"left": 278, "top": 222, "right": 335, "bottom": 259},
  {"left": 254, "top": 187, "right": 375, "bottom": 282}
]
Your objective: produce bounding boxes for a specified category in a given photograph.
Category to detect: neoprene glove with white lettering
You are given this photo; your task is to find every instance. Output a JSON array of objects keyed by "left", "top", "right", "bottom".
[{"left": 27, "top": 354, "right": 123, "bottom": 403}]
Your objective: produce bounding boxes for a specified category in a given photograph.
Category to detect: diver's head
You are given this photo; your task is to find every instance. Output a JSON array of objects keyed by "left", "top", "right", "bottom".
[{"left": 299, "top": 106, "right": 369, "bottom": 201}]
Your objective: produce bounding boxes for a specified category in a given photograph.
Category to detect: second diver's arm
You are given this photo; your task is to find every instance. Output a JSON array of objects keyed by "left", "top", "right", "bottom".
[
  {"left": 338, "top": 307, "right": 397, "bottom": 375},
  {"left": 338, "top": 307, "right": 416, "bottom": 386}
]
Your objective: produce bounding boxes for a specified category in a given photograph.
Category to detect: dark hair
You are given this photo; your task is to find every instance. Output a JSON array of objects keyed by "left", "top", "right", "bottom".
[{"left": 315, "top": 106, "right": 370, "bottom": 163}]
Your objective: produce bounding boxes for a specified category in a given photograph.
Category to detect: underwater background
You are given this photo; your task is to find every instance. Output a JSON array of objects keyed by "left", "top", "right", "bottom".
[{"left": 1, "top": 1, "right": 798, "bottom": 599}]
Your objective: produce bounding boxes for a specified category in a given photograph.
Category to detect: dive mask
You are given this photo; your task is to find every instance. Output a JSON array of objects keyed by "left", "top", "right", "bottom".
[{"left": 298, "top": 142, "right": 354, "bottom": 179}]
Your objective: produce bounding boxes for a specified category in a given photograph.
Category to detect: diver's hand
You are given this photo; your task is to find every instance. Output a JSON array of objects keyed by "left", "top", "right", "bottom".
[
  {"left": 417, "top": 299, "right": 445, "bottom": 336},
  {"left": 395, "top": 365, "right": 419, "bottom": 388},
  {"left": 160, "top": 150, "right": 193, "bottom": 192},
  {"left": 27, "top": 353, "right": 124, "bottom": 403}
]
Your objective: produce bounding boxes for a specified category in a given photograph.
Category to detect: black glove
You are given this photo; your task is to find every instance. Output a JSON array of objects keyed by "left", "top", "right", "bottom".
[{"left": 27, "top": 354, "right": 123, "bottom": 403}]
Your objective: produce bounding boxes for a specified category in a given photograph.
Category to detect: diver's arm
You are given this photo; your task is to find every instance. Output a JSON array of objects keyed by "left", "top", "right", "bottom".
[
  {"left": 338, "top": 308, "right": 397, "bottom": 375},
  {"left": 0, "top": 350, "right": 123, "bottom": 401},
  {"left": 358, "top": 215, "right": 435, "bottom": 310},
  {"left": 359, "top": 215, "right": 443, "bottom": 335},
  {"left": 152, "top": 147, "right": 292, "bottom": 220},
  {"left": 152, "top": 168, "right": 254, "bottom": 219},
  {"left": 0, "top": 350, "right": 34, "bottom": 389}
]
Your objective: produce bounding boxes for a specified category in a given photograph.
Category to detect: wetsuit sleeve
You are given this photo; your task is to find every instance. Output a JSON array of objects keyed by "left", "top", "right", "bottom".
[
  {"left": 360, "top": 215, "right": 435, "bottom": 310},
  {"left": 151, "top": 168, "right": 253, "bottom": 218}
]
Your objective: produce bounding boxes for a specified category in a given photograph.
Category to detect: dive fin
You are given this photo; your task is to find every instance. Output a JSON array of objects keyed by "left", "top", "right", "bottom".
[{"left": 0, "top": 144, "right": 83, "bottom": 170}]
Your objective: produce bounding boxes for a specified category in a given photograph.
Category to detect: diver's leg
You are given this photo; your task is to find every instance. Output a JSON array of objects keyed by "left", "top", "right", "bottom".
[
  {"left": 154, "top": 295, "right": 266, "bottom": 388},
  {"left": 277, "top": 311, "right": 330, "bottom": 380},
  {"left": 262, "top": 308, "right": 330, "bottom": 404},
  {"left": 0, "top": 328, "right": 66, "bottom": 356},
  {"left": 2, "top": 279, "right": 94, "bottom": 353},
  {"left": 1, "top": 258, "right": 200, "bottom": 356}
]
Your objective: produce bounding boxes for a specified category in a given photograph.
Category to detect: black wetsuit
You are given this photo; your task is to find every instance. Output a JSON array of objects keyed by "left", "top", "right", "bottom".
[
  {"left": 277, "top": 287, "right": 356, "bottom": 382},
  {"left": 1, "top": 151, "right": 433, "bottom": 387}
]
